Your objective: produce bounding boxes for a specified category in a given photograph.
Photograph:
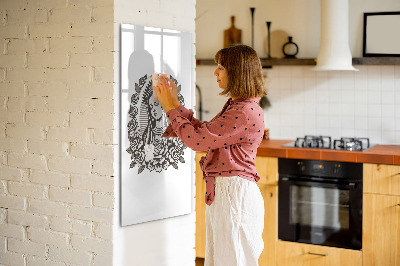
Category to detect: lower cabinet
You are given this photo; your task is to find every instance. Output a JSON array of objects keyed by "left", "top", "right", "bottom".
[
  {"left": 363, "top": 193, "right": 400, "bottom": 266},
  {"left": 195, "top": 154, "right": 278, "bottom": 262},
  {"left": 195, "top": 157, "right": 400, "bottom": 266},
  {"left": 259, "top": 185, "right": 278, "bottom": 266},
  {"left": 276, "top": 241, "right": 362, "bottom": 266},
  {"left": 195, "top": 152, "right": 207, "bottom": 258}
]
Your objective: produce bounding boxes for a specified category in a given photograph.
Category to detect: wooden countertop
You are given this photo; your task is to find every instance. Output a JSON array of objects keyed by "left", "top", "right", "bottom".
[{"left": 256, "top": 139, "right": 400, "bottom": 165}]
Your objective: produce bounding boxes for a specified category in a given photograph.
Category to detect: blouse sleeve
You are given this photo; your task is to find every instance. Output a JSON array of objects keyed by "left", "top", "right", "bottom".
[
  {"left": 165, "top": 106, "right": 249, "bottom": 152},
  {"left": 162, "top": 103, "right": 203, "bottom": 138}
]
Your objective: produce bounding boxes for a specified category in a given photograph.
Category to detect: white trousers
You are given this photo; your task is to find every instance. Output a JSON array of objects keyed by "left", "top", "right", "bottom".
[{"left": 205, "top": 176, "right": 265, "bottom": 266}]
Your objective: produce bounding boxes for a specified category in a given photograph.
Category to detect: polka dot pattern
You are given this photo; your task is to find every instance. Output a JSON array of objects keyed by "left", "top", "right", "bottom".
[{"left": 162, "top": 97, "right": 265, "bottom": 205}]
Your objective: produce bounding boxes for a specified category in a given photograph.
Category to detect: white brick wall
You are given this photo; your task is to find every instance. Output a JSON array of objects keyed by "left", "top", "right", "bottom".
[{"left": 0, "top": 0, "right": 114, "bottom": 265}]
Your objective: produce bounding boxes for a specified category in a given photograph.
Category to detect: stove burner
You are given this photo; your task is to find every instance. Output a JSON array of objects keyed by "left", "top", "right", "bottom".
[
  {"left": 295, "top": 135, "right": 332, "bottom": 149},
  {"left": 333, "top": 137, "right": 370, "bottom": 151},
  {"left": 286, "top": 136, "right": 372, "bottom": 151}
]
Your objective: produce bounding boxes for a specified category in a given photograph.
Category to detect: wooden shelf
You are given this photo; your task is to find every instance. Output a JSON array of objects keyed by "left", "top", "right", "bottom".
[
  {"left": 352, "top": 57, "right": 400, "bottom": 65},
  {"left": 196, "top": 57, "right": 400, "bottom": 67}
]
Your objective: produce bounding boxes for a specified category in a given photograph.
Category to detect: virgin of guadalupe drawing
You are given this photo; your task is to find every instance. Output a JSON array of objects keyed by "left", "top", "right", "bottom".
[{"left": 126, "top": 74, "right": 187, "bottom": 174}]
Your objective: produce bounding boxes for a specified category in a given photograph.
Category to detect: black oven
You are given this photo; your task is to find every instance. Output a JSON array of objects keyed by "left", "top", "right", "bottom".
[{"left": 278, "top": 158, "right": 363, "bottom": 250}]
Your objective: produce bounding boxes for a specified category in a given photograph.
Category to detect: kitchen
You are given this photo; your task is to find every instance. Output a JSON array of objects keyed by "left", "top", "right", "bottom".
[
  {"left": 0, "top": 0, "right": 399, "bottom": 265},
  {"left": 195, "top": 0, "right": 400, "bottom": 265}
]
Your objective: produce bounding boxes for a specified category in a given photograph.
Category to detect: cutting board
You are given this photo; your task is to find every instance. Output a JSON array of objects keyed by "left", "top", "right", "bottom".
[{"left": 224, "top": 16, "right": 242, "bottom": 48}]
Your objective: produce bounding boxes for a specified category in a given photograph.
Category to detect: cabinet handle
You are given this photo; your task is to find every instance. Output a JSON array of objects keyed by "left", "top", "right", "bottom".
[
  {"left": 307, "top": 252, "right": 328, "bottom": 256},
  {"left": 397, "top": 204, "right": 400, "bottom": 207}
]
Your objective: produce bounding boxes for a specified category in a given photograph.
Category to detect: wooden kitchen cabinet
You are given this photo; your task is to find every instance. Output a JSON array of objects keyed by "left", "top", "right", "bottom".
[
  {"left": 363, "top": 193, "right": 400, "bottom": 266},
  {"left": 364, "top": 164, "right": 400, "bottom": 196},
  {"left": 195, "top": 152, "right": 207, "bottom": 258},
  {"left": 276, "top": 241, "right": 362, "bottom": 266},
  {"left": 255, "top": 156, "right": 278, "bottom": 186},
  {"left": 259, "top": 184, "right": 278, "bottom": 266},
  {"left": 363, "top": 184, "right": 400, "bottom": 265},
  {"left": 195, "top": 154, "right": 279, "bottom": 264}
]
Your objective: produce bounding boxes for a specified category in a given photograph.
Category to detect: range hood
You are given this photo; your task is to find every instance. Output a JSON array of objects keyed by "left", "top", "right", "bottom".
[{"left": 314, "top": 0, "right": 358, "bottom": 71}]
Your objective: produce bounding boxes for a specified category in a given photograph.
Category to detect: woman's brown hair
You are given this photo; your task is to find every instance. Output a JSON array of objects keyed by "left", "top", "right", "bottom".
[{"left": 214, "top": 44, "right": 266, "bottom": 99}]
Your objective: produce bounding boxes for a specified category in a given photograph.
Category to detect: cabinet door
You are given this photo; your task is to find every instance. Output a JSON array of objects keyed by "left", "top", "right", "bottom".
[
  {"left": 277, "top": 241, "right": 362, "bottom": 266},
  {"left": 255, "top": 156, "right": 278, "bottom": 186},
  {"left": 259, "top": 185, "right": 278, "bottom": 266},
  {"left": 363, "top": 193, "right": 400, "bottom": 266},
  {"left": 195, "top": 152, "right": 207, "bottom": 258},
  {"left": 364, "top": 164, "right": 400, "bottom": 196}
]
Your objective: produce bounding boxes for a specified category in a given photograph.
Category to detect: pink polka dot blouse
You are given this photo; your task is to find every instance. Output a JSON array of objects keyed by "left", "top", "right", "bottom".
[{"left": 162, "top": 97, "right": 265, "bottom": 205}]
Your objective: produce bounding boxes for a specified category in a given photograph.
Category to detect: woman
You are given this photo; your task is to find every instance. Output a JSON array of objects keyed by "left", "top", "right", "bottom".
[{"left": 155, "top": 44, "right": 266, "bottom": 266}]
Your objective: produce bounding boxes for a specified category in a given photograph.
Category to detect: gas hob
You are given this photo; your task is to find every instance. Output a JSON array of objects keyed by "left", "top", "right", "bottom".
[{"left": 282, "top": 135, "right": 375, "bottom": 151}]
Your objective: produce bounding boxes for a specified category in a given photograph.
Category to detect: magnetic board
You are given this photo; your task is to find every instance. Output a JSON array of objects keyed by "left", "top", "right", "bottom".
[{"left": 120, "top": 24, "right": 193, "bottom": 226}]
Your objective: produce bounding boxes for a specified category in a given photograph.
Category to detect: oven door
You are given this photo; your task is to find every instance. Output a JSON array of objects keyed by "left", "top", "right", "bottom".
[{"left": 278, "top": 176, "right": 362, "bottom": 250}]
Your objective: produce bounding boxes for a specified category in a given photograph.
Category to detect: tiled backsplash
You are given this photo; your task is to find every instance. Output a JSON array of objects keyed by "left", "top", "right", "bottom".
[{"left": 196, "top": 65, "right": 400, "bottom": 145}]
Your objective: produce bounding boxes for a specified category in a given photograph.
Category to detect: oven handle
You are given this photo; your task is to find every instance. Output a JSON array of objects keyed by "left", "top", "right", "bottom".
[{"left": 280, "top": 177, "right": 357, "bottom": 189}]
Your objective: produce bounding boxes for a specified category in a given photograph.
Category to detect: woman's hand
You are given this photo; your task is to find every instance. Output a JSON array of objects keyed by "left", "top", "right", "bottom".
[
  {"left": 154, "top": 76, "right": 175, "bottom": 114},
  {"left": 166, "top": 77, "right": 181, "bottom": 109}
]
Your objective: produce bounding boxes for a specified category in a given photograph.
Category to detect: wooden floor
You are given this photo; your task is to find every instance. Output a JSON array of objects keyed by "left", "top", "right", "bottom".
[{"left": 195, "top": 257, "right": 204, "bottom": 266}]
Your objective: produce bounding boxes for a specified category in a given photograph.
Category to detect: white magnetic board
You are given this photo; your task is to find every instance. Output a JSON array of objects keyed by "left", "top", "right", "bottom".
[{"left": 120, "top": 24, "right": 193, "bottom": 226}]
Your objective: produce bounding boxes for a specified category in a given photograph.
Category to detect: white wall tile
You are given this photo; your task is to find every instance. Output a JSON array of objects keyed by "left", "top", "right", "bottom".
[
  {"left": 381, "top": 66, "right": 395, "bottom": 77},
  {"left": 382, "top": 105, "right": 395, "bottom": 118},
  {"left": 329, "top": 103, "right": 340, "bottom": 116},
  {"left": 382, "top": 79, "right": 395, "bottom": 91},
  {"left": 368, "top": 117, "right": 381, "bottom": 131},
  {"left": 316, "top": 89, "right": 329, "bottom": 103},
  {"left": 341, "top": 104, "right": 355, "bottom": 116},
  {"left": 367, "top": 77, "right": 381, "bottom": 91},
  {"left": 328, "top": 88, "right": 341, "bottom": 103},
  {"left": 395, "top": 66, "right": 400, "bottom": 78},
  {"left": 303, "top": 88, "right": 316, "bottom": 103},
  {"left": 355, "top": 116, "right": 368, "bottom": 130},
  {"left": 316, "top": 116, "right": 329, "bottom": 128},
  {"left": 342, "top": 117, "right": 355, "bottom": 129},
  {"left": 382, "top": 131, "right": 396, "bottom": 144},
  {"left": 316, "top": 103, "right": 329, "bottom": 116},
  {"left": 342, "top": 128, "right": 355, "bottom": 137},
  {"left": 367, "top": 91, "right": 381, "bottom": 105},
  {"left": 355, "top": 104, "right": 368, "bottom": 117},
  {"left": 304, "top": 102, "right": 316, "bottom": 115},
  {"left": 382, "top": 90, "right": 395, "bottom": 104},
  {"left": 395, "top": 118, "right": 400, "bottom": 131},
  {"left": 368, "top": 130, "right": 382, "bottom": 143},
  {"left": 367, "top": 104, "right": 382, "bottom": 118},
  {"left": 354, "top": 89, "right": 368, "bottom": 104},
  {"left": 382, "top": 117, "right": 396, "bottom": 131},
  {"left": 195, "top": 65, "right": 400, "bottom": 144},
  {"left": 341, "top": 89, "right": 354, "bottom": 104}
]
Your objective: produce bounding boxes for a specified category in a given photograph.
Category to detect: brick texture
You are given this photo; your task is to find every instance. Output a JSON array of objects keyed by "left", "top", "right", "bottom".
[{"left": 0, "top": 1, "right": 114, "bottom": 264}]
